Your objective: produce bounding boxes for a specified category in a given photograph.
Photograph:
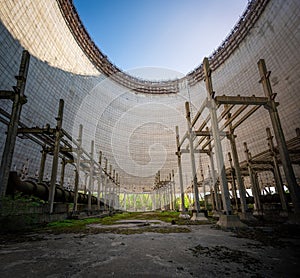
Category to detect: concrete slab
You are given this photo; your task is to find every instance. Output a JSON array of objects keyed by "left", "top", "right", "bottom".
[
  {"left": 179, "top": 213, "right": 191, "bottom": 219},
  {"left": 0, "top": 223, "right": 299, "bottom": 277},
  {"left": 190, "top": 212, "right": 209, "bottom": 222},
  {"left": 217, "top": 214, "right": 247, "bottom": 229}
]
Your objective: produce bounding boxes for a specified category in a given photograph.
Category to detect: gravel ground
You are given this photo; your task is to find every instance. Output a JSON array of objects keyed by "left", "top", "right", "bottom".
[{"left": 0, "top": 222, "right": 299, "bottom": 278}]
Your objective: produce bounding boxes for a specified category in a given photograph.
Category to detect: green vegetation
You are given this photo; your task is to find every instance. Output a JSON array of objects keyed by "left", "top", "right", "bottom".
[
  {"left": 43, "top": 210, "right": 215, "bottom": 234},
  {"left": 99, "top": 211, "right": 181, "bottom": 225},
  {"left": 45, "top": 217, "right": 104, "bottom": 233},
  {"left": 44, "top": 211, "right": 193, "bottom": 234},
  {"left": 0, "top": 193, "right": 46, "bottom": 215}
]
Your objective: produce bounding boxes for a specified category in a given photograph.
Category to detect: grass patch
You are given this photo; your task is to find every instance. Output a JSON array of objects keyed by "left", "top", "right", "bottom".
[
  {"left": 43, "top": 211, "right": 214, "bottom": 234},
  {"left": 44, "top": 217, "right": 104, "bottom": 233},
  {"left": 97, "top": 211, "right": 182, "bottom": 225}
]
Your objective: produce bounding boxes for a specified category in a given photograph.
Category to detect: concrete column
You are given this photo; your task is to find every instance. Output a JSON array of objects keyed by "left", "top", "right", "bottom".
[
  {"left": 49, "top": 99, "right": 64, "bottom": 213},
  {"left": 88, "top": 140, "right": 94, "bottom": 211},
  {"left": 109, "top": 164, "right": 113, "bottom": 211},
  {"left": 172, "top": 170, "right": 176, "bottom": 210},
  {"left": 185, "top": 101, "right": 201, "bottom": 212},
  {"left": 266, "top": 127, "right": 288, "bottom": 213},
  {"left": 103, "top": 158, "right": 108, "bottom": 209},
  {"left": 228, "top": 133, "right": 248, "bottom": 214},
  {"left": 207, "top": 165, "right": 216, "bottom": 211},
  {"left": 0, "top": 50, "right": 30, "bottom": 197},
  {"left": 200, "top": 167, "right": 208, "bottom": 210},
  {"left": 258, "top": 59, "right": 300, "bottom": 213},
  {"left": 228, "top": 152, "right": 238, "bottom": 211},
  {"left": 123, "top": 192, "right": 127, "bottom": 211},
  {"left": 73, "top": 124, "right": 82, "bottom": 212},
  {"left": 74, "top": 169, "right": 79, "bottom": 209},
  {"left": 168, "top": 174, "right": 173, "bottom": 210},
  {"left": 97, "top": 175, "right": 102, "bottom": 210},
  {"left": 203, "top": 57, "right": 231, "bottom": 215},
  {"left": 153, "top": 190, "right": 156, "bottom": 211},
  {"left": 244, "top": 142, "right": 262, "bottom": 215},
  {"left": 206, "top": 127, "right": 221, "bottom": 212},
  {"left": 84, "top": 172, "right": 88, "bottom": 194},
  {"left": 97, "top": 150, "right": 103, "bottom": 206},
  {"left": 60, "top": 158, "right": 66, "bottom": 187},
  {"left": 116, "top": 173, "right": 119, "bottom": 209},
  {"left": 38, "top": 147, "right": 48, "bottom": 183},
  {"left": 133, "top": 194, "right": 137, "bottom": 211},
  {"left": 175, "top": 126, "right": 186, "bottom": 212}
]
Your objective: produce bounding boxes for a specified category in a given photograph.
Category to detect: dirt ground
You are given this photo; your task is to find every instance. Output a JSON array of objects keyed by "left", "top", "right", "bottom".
[{"left": 0, "top": 220, "right": 299, "bottom": 278}]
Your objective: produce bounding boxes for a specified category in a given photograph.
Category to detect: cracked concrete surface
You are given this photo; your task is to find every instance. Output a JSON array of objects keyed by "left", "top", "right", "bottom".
[{"left": 0, "top": 224, "right": 299, "bottom": 277}]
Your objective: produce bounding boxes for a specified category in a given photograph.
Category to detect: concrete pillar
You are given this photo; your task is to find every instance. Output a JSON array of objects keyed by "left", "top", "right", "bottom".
[
  {"left": 133, "top": 194, "right": 137, "bottom": 212},
  {"left": 103, "top": 158, "right": 108, "bottom": 209},
  {"left": 185, "top": 101, "right": 201, "bottom": 212},
  {"left": 74, "top": 169, "right": 79, "bottom": 209},
  {"left": 206, "top": 128, "right": 221, "bottom": 212},
  {"left": 60, "top": 158, "right": 66, "bottom": 187},
  {"left": 83, "top": 172, "right": 88, "bottom": 194},
  {"left": 266, "top": 127, "right": 288, "bottom": 213},
  {"left": 97, "top": 175, "right": 102, "bottom": 210},
  {"left": 109, "top": 164, "right": 113, "bottom": 211},
  {"left": 116, "top": 173, "right": 119, "bottom": 209},
  {"left": 207, "top": 165, "right": 216, "bottom": 211},
  {"left": 228, "top": 133, "right": 248, "bottom": 215},
  {"left": 88, "top": 140, "right": 94, "bottom": 211},
  {"left": 0, "top": 50, "right": 30, "bottom": 197},
  {"left": 38, "top": 147, "right": 48, "bottom": 183},
  {"left": 49, "top": 99, "right": 64, "bottom": 213},
  {"left": 175, "top": 126, "right": 186, "bottom": 212},
  {"left": 258, "top": 59, "right": 300, "bottom": 213},
  {"left": 168, "top": 174, "right": 173, "bottom": 210},
  {"left": 123, "top": 192, "right": 127, "bottom": 211},
  {"left": 73, "top": 124, "right": 82, "bottom": 213},
  {"left": 203, "top": 57, "right": 231, "bottom": 215},
  {"left": 97, "top": 150, "right": 103, "bottom": 208},
  {"left": 244, "top": 142, "right": 263, "bottom": 215},
  {"left": 228, "top": 152, "right": 238, "bottom": 211},
  {"left": 172, "top": 170, "right": 176, "bottom": 210}
]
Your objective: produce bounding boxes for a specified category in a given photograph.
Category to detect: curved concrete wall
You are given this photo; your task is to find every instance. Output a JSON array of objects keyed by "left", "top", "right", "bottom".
[{"left": 0, "top": 0, "right": 299, "bottom": 192}]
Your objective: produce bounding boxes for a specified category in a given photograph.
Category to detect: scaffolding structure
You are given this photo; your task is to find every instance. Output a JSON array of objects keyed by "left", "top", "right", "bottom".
[
  {"left": 176, "top": 57, "right": 300, "bottom": 223},
  {"left": 0, "top": 51, "right": 119, "bottom": 214}
]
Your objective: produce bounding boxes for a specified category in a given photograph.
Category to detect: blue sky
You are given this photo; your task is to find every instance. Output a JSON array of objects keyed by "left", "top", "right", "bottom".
[{"left": 73, "top": 0, "right": 248, "bottom": 79}]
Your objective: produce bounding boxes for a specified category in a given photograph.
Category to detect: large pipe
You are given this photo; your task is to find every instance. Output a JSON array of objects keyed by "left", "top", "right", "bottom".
[{"left": 7, "top": 172, "right": 101, "bottom": 205}]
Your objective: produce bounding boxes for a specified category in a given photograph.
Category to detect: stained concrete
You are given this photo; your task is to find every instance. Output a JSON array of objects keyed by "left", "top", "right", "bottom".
[{"left": 0, "top": 223, "right": 299, "bottom": 278}]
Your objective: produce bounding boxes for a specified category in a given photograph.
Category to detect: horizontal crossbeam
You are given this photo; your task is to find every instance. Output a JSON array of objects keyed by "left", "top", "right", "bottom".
[
  {"left": 0, "top": 90, "right": 15, "bottom": 100},
  {"left": 215, "top": 95, "right": 268, "bottom": 106}
]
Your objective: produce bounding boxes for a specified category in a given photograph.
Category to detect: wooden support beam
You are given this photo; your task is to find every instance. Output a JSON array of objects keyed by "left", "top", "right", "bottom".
[
  {"left": 180, "top": 149, "right": 209, "bottom": 154},
  {"left": 194, "top": 130, "right": 227, "bottom": 136},
  {"left": 258, "top": 58, "right": 300, "bottom": 213},
  {"left": 191, "top": 97, "right": 208, "bottom": 127},
  {"left": 0, "top": 50, "right": 30, "bottom": 197},
  {"left": 203, "top": 57, "right": 231, "bottom": 215},
  {"left": 0, "top": 90, "right": 15, "bottom": 100},
  {"left": 185, "top": 101, "right": 201, "bottom": 212},
  {"left": 215, "top": 95, "right": 268, "bottom": 106},
  {"left": 17, "top": 127, "right": 55, "bottom": 134},
  {"left": 49, "top": 99, "right": 64, "bottom": 213},
  {"left": 175, "top": 126, "right": 186, "bottom": 212},
  {"left": 231, "top": 105, "right": 261, "bottom": 130}
]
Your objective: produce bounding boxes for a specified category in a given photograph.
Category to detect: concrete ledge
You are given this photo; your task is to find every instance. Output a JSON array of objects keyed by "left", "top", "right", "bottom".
[
  {"left": 191, "top": 212, "right": 209, "bottom": 222},
  {"left": 179, "top": 213, "right": 191, "bottom": 219},
  {"left": 217, "top": 214, "right": 247, "bottom": 228}
]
